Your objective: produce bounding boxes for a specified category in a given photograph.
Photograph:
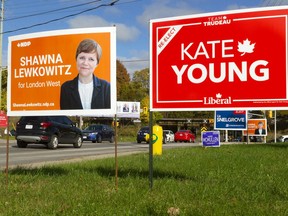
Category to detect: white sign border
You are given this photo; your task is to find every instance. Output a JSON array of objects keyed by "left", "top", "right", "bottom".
[
  {"left": 150, "top": 6, "right": 288, "bottom": 111},
  {"left": 7, "top": 27, "right": 117, "bottom": 117}
]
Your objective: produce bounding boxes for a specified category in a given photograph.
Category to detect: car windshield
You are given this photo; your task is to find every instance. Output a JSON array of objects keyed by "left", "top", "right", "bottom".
[
  {"left": 19, "top": 116, "right": 46, "bottom": 123},
  {"left": 140, "top": 127, "right": 149, "bottom": 132},
  {"left": 85, "top": 125, "right": 102, "bottom": 130}
]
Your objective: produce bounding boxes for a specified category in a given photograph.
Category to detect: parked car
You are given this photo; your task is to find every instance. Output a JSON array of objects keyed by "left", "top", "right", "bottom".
[
  {"left": 139, "top": 126, "right": 172, "bottom": 144},
  {"left": 15, "top": 116, "right": 83, "bottom": 149},
  {"left": 137, "top": 126, "right": 149, "bottom": 143},
  {"left": 174, "top": 130, "right": 195, "bottom": 143},
  {"left": 82, "top": 124, "right": 115, "bottom": 143},
  {"left": 277, "top": 135, "right": 288, "bottom": 142},
  {"left": 163, "top": 130, "right": 174, "bottom": 142}
]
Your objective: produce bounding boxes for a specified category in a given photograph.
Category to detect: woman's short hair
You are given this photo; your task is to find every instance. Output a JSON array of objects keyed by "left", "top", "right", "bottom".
[{"left": 75, "top": 39, "right": 102, "bottom": 63}]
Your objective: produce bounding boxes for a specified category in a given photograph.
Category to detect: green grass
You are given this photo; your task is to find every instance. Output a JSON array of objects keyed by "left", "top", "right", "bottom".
[{"left": 1, "top": 143, "right": 288, "bottom": 215}]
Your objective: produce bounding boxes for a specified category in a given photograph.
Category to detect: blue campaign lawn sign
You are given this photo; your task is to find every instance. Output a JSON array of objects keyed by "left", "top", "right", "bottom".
[
  {"left": 215, "top": 110, "right": 247, "bottom": 130},
  {"left": 202, "top": 131, "right": 220, "bottom": 147}
]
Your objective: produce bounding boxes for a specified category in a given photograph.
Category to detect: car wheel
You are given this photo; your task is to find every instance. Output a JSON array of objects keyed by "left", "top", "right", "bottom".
[
  {"left": 110, "top": 136, "right": 115, "bottom": 143},
  {"left": 92, "top": 140, "right": 96, "bottom": 143},
  {"left": 73, "top": 135, "right": 82, "bottom": 148},
  {"left": 284, "top": 139, "right": 288, "bottom": 143},
  {"left": 17, "top": 140, "right": 28, "bottom": 148},
  {"left": 163, "top": 137, "right": 167, "bottom": 144},
  {"left": 97, "top": 135, "right": 102, "bottom": 143},
  {"left": 137, "top": 140, "right": 141, "bottom": 143},
  {"left": 47, "top": 135, "right": 58, "bottom": 149}
]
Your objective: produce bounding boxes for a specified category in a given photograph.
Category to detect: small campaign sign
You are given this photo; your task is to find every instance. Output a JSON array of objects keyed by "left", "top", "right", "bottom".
[
  {"left": 202, "top": 131, "right": 220, "bottom": 147},
  {"left": 116, "top": 101, "right": 140, "bottom": 118},
  {"left": 243, "top": 119, "right": 267, "bottom": 136},
  {"left": 215, "top": 110, "right": 247, "bottom": 130},
  {"left": 0, "top": 111, "right": 8, "bottom": 127},
  {"left": 150, "top": 6, "right": 288, "bottom": 111}
]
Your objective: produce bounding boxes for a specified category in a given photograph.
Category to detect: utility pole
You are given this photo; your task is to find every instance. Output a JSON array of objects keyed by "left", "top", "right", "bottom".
[{"left": 0, "top": 0, "right": 4, "bottom": 110}]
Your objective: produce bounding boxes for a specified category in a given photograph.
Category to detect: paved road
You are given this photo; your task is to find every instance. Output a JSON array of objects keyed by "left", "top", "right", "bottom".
[{"left": 0, "top": 139, "right": 200, "bottom": 170}]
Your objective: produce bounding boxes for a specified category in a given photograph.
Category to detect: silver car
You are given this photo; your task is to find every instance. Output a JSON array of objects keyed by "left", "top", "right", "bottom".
[{"left": 163, "top": 130, "right": 175, "bottom": 142}]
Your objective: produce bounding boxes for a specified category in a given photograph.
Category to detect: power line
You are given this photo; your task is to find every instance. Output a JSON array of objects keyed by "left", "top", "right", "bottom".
[
  {"left": 4, "top": 0, "right": 102, "bottom": 21},
  {"left": 120, "top": 59, "right": 149, "bottom": 63},
  {"left": 2, "top": 0, "right": 119, "bottom": 35}
]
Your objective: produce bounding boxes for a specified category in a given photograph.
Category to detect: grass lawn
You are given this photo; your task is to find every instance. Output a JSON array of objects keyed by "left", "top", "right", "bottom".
[{"left": 1, "top": 143, "right": 288, "bottom": 215}]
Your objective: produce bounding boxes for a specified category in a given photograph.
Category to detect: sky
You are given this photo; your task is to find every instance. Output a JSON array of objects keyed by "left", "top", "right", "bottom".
[{"left": 1, "top": 0, "right": 287, "bottom": 77}]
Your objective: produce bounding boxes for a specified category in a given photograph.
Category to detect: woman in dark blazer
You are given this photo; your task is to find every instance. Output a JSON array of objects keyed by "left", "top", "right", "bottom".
[{"left": 60, "top": 39, "right": 110, "bottom": 110}]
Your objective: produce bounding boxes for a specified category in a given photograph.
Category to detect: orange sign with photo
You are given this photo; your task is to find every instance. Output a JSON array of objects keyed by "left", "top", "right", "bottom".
[
  {"left": 242, "top": 119, "right": 267, "bottom": 136},
  {"left": 8, "top": 27, "right": 116, "bottom": 116}
]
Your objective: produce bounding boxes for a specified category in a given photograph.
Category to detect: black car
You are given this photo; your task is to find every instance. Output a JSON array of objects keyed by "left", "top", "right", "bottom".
[
  {"left": 15, "top": 116, "right": 83, "bottom": 149},
  {"left": 82, "top": 124, "right": 115, "bottom": 143},
  {"left": 137, "top": 126, "right": 149, "bottom": 143},
  {"left": 137, "top": 126, "right": 168, "bottom": 144}
]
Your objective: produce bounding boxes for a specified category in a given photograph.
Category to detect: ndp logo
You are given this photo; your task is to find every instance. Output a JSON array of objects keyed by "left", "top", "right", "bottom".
[{"left": 17, "top": 41, "right": 31, "bottom": 48}]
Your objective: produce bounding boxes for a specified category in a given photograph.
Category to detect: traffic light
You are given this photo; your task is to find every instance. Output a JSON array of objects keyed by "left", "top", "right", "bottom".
[
  {"left": 112, "top": 121, "right": 119, "bottom": 127},
  {"left": 143, "top": 106, "right": 148, "bottom": 115},
  {"left": 268, "top": 110, "right": 273, "bottom": 118}
]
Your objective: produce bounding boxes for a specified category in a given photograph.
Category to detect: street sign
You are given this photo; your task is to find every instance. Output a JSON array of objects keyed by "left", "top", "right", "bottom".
[
  {"left": 150, "top": 6, "right": 288, "bottom": 111},
  {"left": 201, "top": 126, "right": 207, "bottom": 132}
]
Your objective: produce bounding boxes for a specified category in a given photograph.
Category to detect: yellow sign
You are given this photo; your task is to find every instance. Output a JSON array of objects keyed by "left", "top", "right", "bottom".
[{"left": 201, "top": 126, "right": 207, "bottom": 132}]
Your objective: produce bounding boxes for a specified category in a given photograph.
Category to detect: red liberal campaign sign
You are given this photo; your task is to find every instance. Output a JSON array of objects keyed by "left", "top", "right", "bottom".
[{"left": 150, "top": 6, "right": 288, "bottom": 111}]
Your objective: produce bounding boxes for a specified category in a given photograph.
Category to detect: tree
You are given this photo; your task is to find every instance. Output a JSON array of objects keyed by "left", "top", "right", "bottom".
[
  {"left": 132, "top": 68, "right": 149, "bottom": 95},
  {"left": 117, "top": 65, "right": 149, "bottom": 102},
  {"left": 1, "top": 67, "right": 7, "bottom": 111},
  {"left": 116, "top": 60, "right": 130, "bottom": 101},
  {"left": 119, "top": 68, "right": 149, "bottom": 102}
]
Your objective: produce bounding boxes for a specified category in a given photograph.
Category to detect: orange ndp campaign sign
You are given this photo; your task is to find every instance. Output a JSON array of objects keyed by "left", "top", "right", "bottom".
[
  {"left": 243, "top": 119, "right": 267, "bottom": 136},
  {"left": 8, "top": 27, "right": 116, "bottom": 116}
]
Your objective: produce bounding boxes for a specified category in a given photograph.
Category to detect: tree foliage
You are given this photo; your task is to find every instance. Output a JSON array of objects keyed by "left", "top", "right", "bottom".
[
  {"left": 1, "top": 68, "right": 7, "bottom": 111},
  {"left": 132, "top": 68, "right": 149, "bottom": 93},
  {"left": 116, "top": 60, "right": 131, "bottom": 101},
  {"left": 117, "top": 65, "right": 149, "bottom": 103}
]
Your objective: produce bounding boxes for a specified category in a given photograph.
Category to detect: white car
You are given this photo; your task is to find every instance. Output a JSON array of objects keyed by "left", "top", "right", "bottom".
[
  {"left": 163, "top": 130, "right": 175, "bottom": 142},
  {"left": 277, "top": 135, "right": 288, "bottom": 142}
]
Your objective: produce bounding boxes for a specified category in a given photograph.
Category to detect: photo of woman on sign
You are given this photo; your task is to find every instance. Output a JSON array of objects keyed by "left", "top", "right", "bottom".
[{"left": 60, "top": 39, "right": 110, "bottom": 109}]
